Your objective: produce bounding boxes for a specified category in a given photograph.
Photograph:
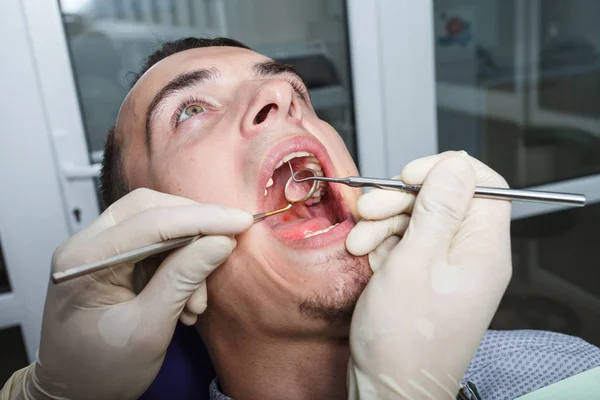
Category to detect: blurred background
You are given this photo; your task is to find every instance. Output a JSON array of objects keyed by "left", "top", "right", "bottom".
[{"left": 2, "top": 0, "right": 600, "bottom": 383}]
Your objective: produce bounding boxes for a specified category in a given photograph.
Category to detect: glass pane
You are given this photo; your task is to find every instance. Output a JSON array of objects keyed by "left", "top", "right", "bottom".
[
  {"left": 0, "top": 326, "right": 28, "bottom": 384},
  {"left": 490, "top": 203, "right": 600, "bottom": 347},
  {"left": 434, "top": 0, "right": 600, "bottom": 188},
  {"left": 538, "top": 0, "right": 600, "bottom": 120},
  {"left": 59, "top": 0, "right": 357, "bottom": 163},
  {"left": 0, "top": 237, "right": 10, "bottom": 294},
  {"left": 434, "top": 0, "right": 517, "bottom": 92}
]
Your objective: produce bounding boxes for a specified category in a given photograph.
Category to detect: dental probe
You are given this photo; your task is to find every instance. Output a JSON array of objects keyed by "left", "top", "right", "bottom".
[
  {"left": 291, "top": 175, "right": 586, "bottom": 207},
  {"left": 52, "top": 170, "right": 320, "bottom": 284}
]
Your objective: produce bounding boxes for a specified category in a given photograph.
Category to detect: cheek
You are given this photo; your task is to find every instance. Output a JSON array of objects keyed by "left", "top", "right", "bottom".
[
  {"left": 341, "top": 186, "right": 362, "bottom": 220},
  {"left": 309, "top": 120, "right": 361, "bottom": 217},
  {"left": 310, "top": 120, "right": 358, "bottom": 174},
  {"left": 151, "top": 145, "right": 240, "bottom": 206}
]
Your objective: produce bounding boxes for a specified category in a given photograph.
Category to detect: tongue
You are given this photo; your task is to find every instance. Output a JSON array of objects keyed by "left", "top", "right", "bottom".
[{"left": 271, "top": 216, "right": 333, "bottom": 240}]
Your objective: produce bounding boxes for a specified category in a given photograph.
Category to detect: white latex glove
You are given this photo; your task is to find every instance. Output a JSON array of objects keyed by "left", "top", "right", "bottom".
[
  {"left": 346, "top": 178, "right": 412, "bottom": 272},
  {"left": 346, "top": 152, "right": 512, "bottom": 399},
  {"left": 1, "top": 188, "right": 252, "bottom": 400}
]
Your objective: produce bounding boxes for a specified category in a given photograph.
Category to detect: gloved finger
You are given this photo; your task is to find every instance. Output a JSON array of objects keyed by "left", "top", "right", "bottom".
[
  {"left": 76, "top": 188, "right": 201, "bottom": 240},
  {"left": 346, "top": 214, "right": 409, "bottom": 256},
  {"left": 107, "top": 188, "right": 205, "bottom": 225},
  {"left": 179, "top": 281, "right": 208, "bottom": 326},
  {"left": 392, "top": 155, "right": 475, "bottom": 256},
  {"left": 356, "top": 184, "right": 416, "bottom": 221},
  {"left": 402, "top": 151, "right": 508, "bottom": 188},
  {"left": 54, "top": 204, "right": 252, "bottom": 271},
  {"left": 185, "top": 281, "right": 208, "bottom": 315},
  {"left": 368, "top": 235, "right": 401, "bottom": 272},
  {"left": 179, "top": 309, "right": 198, "bottom": 326},
  {"left": 137, "top": 235, "right": 236, "bottom": 323}
]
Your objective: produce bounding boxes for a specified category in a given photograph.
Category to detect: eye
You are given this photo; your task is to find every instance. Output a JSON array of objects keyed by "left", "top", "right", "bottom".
[{"left": 177, "top": 104, "right": 205, "bottom": 124}]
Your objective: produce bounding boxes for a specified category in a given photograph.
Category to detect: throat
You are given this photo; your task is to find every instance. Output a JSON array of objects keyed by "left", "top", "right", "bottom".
[{"left": 208, "top": 330, "right": 351, "bottom": 400}]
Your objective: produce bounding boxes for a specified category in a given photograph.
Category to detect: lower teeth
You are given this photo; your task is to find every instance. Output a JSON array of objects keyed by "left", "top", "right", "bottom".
[{"left": 303, "top": 223, "right": 339, "bottom": 239}]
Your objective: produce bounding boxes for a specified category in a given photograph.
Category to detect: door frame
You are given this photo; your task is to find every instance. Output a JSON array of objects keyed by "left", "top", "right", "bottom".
[
  {"left": 21, "top": 0, "right": 101, "bottom": 234},
  {"left": 348, "top": 0, "right": 439, "bottom": 179},
  {"left": 0, "top": 0, "right": 73, "bottom": 362}
]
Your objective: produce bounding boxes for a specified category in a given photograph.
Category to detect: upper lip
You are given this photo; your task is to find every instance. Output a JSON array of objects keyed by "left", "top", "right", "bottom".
[{"left": 257, "top": 133, "right": 350, "bottom": 220}]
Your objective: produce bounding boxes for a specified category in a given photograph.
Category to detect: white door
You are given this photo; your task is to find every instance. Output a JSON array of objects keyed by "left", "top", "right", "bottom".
[
  {"left": 6, "top": 0, "right": 407, "bottom": 364},
  {"left": 379, "top": 0, "right": 600, "bottom": 345}
]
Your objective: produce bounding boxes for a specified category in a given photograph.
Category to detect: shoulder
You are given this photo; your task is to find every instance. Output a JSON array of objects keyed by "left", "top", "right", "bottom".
[{"left": 463, "top": 330, "right": 600, "bottom": 400}]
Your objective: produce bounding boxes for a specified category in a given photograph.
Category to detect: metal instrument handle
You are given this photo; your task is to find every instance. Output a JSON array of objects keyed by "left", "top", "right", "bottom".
[
  {"left": 52, "top": 235, "right": 200, "bottom": 283},
  {"left": 347, "top": 177, "right": 586, "bottom": 207}
]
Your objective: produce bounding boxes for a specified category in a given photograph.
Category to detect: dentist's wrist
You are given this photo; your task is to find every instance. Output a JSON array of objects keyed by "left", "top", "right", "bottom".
[{"left": 1, "top": 363, "right": 55, "bottom": 400}]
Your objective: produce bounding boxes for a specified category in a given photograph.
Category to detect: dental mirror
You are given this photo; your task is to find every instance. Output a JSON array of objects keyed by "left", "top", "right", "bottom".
[
  {"left": 251, "top": 165, "right": 319, "bottom": 223},
  {"left": 285, "top": 165, "right": 319, "bottom": 203}
]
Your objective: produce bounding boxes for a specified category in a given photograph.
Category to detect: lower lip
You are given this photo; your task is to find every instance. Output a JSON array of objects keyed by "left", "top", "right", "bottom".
[{"left": 264, "top": 217, "right": 355, "bottom": 250}]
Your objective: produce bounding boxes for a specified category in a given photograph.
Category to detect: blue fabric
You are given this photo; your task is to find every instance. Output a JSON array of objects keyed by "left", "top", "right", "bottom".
[
  {"left": 462, "top": 330, "right": 600, "bottom": 399},
  {"left": 138, "top": 324, "right": 215, "bottom": 400}
]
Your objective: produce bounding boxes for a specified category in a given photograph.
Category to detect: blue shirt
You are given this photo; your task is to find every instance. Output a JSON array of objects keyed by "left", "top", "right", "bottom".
[{"left": 208, "top": 330, "right": 600, "bottom": 400}]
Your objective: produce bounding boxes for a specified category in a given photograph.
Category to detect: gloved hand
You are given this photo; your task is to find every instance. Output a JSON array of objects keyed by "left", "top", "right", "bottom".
[
  {"left": 346, "top": 152, "right": 512, "bottom": 399},
  {"left": 1, "top": 188, "right": 252, "bottom": 400}
]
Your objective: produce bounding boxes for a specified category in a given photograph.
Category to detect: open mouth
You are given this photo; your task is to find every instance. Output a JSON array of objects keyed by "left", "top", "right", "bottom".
[{"left": 259, "top": 140, "right": 351, "bottom": 244}]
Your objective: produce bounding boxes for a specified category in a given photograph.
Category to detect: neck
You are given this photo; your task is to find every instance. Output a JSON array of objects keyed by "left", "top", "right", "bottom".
[{"left": 199, "top": 316, "right": 350, "bottom": 400}]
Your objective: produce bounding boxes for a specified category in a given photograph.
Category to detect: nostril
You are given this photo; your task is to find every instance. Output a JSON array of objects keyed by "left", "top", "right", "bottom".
[{"left": 253, "top": 103, "right": 276, "bottom": 125}]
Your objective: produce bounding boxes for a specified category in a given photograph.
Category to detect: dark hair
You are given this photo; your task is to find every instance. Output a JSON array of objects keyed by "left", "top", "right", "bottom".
[{"left": 99, "top": 37, "right": 251, "bottom": 210}]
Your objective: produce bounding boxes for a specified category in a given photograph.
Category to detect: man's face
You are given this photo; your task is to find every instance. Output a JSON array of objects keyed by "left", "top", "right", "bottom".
[{"left": 118, "top": 46, "right": 371, "bottom": 336}]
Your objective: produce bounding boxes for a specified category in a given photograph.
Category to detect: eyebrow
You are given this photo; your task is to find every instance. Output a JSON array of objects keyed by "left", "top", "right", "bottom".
[
  {"left": 252, "top": 60, "right": 303, "bottom": 83},
  {"left": 144, "top": 61, "right": 306, "bottom": 151},
  {"left": 145, "top": 68, "right": 218, "bottom": 150}
]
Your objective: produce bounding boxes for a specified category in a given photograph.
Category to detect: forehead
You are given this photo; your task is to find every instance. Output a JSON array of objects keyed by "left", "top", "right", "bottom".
[{"left": 129, "top": 46, "right": 271, "bottom": 107}]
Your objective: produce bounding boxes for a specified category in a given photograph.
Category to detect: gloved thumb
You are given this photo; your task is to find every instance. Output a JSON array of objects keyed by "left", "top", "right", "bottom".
[{"left": 391, "top": 155, "right": 475, "bottom": 259}]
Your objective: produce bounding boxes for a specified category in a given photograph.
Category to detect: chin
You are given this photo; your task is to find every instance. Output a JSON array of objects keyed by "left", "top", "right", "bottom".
[
  {"left": 256, "top": 239, "right": 372, "bottom": 332},
  {"left": 297, "top": 250, "right": 371, "bottom": 329}
]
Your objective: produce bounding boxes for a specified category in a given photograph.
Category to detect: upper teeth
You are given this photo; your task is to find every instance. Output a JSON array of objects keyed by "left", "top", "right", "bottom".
[
  {"left": 274, "top": 151, "right": 313, "bottom": 170},
  {"left": 303, "top": 156, "right": 324, "bottom": 177}
]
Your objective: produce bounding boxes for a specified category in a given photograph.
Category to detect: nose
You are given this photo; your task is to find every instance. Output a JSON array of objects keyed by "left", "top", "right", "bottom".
[{"left": 240, "top": 79, "right": 303, "bottom": 137}]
